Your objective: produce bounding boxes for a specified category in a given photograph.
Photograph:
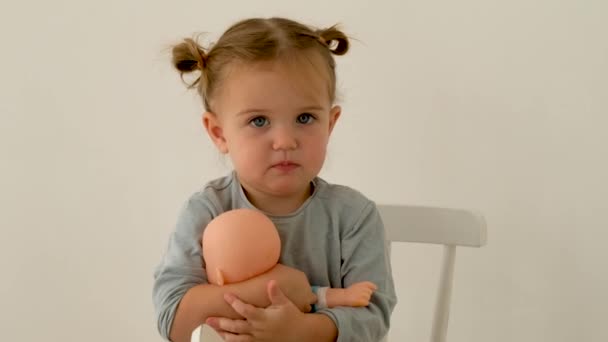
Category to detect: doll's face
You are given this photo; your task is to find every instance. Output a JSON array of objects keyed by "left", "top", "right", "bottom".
[{"left": 202, "top": 208, "right": 281, "bottom": 285}]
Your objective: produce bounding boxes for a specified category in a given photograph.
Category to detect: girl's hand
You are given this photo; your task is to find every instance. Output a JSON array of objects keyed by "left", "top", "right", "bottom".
[
  {"left": 265, "top": 264, "right": 316, "bottom": 313},
  {"left": 206, "top": 280, "right": 306, "bottom": 341}
]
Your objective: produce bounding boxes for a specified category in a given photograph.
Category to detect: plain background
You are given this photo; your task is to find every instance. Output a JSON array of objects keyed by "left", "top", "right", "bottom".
[{"left": 1, "top": 0, "right": 607, "bottom": 341}]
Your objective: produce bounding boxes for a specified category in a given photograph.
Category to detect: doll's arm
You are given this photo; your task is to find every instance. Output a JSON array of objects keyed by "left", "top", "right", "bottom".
[
  {"left": 170, "top": 264, "right": 315, "bottom": 342},
  {"left": 318, "top": 281, "right": 377, "bottom": 308}
]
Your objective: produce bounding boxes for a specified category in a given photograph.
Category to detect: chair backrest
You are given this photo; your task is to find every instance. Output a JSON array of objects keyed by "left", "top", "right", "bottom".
[
  {"left": 378, "top": 204, "right": 487, "bottom": 342},
  {"left": 378, "top": 204, "right": 486, "bottom": 247},
  {"left": 192, "top": 204, "right": 487, "bottom": 342}
]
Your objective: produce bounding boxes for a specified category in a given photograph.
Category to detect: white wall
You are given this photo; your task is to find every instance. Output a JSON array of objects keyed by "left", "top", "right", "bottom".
[{"left": 1, "top": 0, "right": 606, "bottom": 341}]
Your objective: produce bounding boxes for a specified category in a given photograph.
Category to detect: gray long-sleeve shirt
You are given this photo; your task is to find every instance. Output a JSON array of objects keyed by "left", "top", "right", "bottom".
[{"left": 153, "top": 172, "right": 397, "bottom": 341}]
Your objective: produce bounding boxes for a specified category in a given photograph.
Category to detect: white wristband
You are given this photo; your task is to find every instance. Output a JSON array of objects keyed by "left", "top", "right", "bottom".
[{"left": 316, "top": 286, "right": 329, "bottom": 309}]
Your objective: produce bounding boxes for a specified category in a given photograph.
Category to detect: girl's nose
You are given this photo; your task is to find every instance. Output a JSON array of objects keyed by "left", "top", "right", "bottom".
[{"left": 271, "top": 126, "right": 298, "bottom": 151}]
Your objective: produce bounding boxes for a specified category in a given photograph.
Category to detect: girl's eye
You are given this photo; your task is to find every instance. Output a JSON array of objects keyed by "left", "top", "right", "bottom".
[
  {"left": 249, "top": 116, "right": 269, "bottom": 127},
  {"left": 297, "top": 113, "right": 315, "bottom": 124}
]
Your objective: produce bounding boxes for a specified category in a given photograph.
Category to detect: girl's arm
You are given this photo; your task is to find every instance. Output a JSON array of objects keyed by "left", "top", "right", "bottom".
[
  {"left": 316, "top": 201, "right": 397, "bottom": 342},
  {"left": 169, "top": 264, "right": 315, "bottom": 342},
  {"left": 298, "top": 313, "right": 338, "bottom": 341}
]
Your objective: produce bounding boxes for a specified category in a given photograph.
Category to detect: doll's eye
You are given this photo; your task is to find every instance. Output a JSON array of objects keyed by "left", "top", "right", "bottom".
[
  {"left": 296, "top": 113, "right": 315, "bottom": 124},
  {"left": 250, "top": 116, "right": 269, "bottom": 127}
]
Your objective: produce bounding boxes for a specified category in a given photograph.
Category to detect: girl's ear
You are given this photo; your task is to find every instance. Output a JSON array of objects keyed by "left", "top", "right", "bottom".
[
  {"left": 202, "top": 112, "right": 229, "bottom": 153},
  {"left": 328, "top": 105, "right": 341, "bottom": 135}
]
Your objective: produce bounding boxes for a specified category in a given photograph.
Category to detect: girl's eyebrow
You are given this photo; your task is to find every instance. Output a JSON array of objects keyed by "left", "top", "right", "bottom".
[
  {"left": 236, "top": 105, "right": 325, "bottom": 116},
  {"left": 236, "top": 108, "right": 268, "bottom": 116},
  {"left": 298, "top": 105, "right": 325, "bottom": 112}
]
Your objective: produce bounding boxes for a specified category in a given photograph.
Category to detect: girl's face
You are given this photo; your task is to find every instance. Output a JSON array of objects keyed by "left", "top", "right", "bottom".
[{"left": 203, "top": 57, "right": 340, "bottom": 212}]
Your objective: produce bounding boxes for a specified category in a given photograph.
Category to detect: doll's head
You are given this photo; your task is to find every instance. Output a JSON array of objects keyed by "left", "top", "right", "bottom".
[{"left": 202, "top": 208, "right": 281, "bottom": 285}]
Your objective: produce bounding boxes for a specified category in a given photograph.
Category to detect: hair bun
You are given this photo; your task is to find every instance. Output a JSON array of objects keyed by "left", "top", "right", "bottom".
[
  {"left": 172, "top": 38, "right": 207, "bottom": 73},
  {"left": 317, "top": 26, "right": 349, "bottom": 56},
  {"left": 171, "top": 38, "right": 207, "bottom": 88}
]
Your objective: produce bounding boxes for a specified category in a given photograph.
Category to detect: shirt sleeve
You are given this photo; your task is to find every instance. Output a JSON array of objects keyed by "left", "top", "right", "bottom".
[
  {"left": 318, "top": 201, "right": 397, "bottom": 342},
  {"left": 152, "top": 195, "right": 215, "bottom": 340}
]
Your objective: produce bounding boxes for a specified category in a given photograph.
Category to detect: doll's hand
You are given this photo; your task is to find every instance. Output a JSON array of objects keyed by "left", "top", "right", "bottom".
[
  {"left": 206, "top": 280, "right": 306, "bottom": 341},
  {"left": 343, "top": 281, "right": 377, "bottom": 307}
]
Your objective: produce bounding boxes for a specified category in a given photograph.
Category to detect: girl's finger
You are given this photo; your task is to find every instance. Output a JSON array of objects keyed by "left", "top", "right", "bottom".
[
  {"left": 224, "top": 293, "right": 261, "bottom": 320},
  {"left": 206, "top": 317, "right": 250, "bottom": 334},
  {"left": 219, "top": 331, "right": 253, "bottom": 342}
]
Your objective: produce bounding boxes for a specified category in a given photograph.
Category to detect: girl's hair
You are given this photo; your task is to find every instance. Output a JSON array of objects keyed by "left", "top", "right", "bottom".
[{"left": 171, "top": 17, "right": 349, "bottom": 111}]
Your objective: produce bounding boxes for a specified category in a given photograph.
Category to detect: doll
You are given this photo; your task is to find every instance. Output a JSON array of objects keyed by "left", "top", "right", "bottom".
[{"left": 202, "top": 208, "right": 377, "bottom": 310}]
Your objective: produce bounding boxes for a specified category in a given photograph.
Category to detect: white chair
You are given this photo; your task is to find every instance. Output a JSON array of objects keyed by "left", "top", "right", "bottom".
[
  {"left": 379, "top": 204, "right": 487, "bottom": 342},
  {"left": 192, "top": 204, "right": 487, "bottom": 342}
]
